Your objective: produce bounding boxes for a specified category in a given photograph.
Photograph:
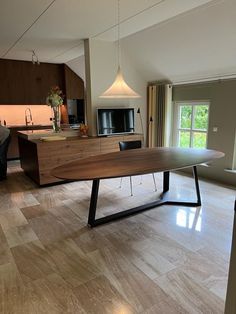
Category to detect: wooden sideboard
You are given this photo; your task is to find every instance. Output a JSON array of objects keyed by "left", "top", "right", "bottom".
[{"left": 18, "top": 134, "right": 142, "bottom": 185}]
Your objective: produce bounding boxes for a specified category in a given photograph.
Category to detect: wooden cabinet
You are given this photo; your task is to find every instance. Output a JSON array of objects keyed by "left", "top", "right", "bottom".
[
  {"left": 100, "top": 136, "right": 124, "bottom": 153},
  {"left": 8, "top": 128, "right": 21, "bottom": 160},
  {"left": 100, "top": 134, "right": 143, "bottom": 154},
  {"left": 0, "top": 59, "right": 65, "bottom": 104},
  {"left": 64, "top": 65, "right": 84, "bottom": 100},
  {"left": 0, "top": 59, "right": 84, "bottom": 105},
  {"left": 0, "top": 59, "right": 85, "bottom": 127},
  {"left": 19, "top": 134, "right": 142, "bottom": 185}
]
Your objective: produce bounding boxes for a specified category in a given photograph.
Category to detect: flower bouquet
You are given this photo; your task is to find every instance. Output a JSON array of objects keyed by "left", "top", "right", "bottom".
[{"left": 46, "top": 86, "right": 64, "bottom": 132}]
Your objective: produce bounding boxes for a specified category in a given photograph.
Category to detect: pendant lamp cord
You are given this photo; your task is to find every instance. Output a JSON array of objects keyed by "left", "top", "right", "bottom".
[{"left": 117, "top": 0, "right": 120, "bottom": 68}]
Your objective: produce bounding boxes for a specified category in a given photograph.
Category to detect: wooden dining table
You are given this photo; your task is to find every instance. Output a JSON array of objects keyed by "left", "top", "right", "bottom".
[{"left": 52, "top": 147, "right": 224, "bottom": 227}]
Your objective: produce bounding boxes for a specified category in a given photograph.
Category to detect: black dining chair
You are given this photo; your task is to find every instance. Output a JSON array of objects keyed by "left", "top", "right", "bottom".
[{"left": 119, "top": 140, "right": 157, "bottom": 196}]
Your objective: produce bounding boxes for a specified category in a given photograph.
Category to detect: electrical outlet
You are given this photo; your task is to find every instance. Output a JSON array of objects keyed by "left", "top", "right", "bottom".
[{"left": 213, "top": 127, "right": 218, "bottom": 132}]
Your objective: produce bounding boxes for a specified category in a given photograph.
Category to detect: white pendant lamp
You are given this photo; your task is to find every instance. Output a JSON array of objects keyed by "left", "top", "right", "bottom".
[{"left": 100, "top": 0, "right": 140, "bottom": 99}]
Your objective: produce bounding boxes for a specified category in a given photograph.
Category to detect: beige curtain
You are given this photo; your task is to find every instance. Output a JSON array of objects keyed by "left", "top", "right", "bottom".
[
  {"left": 147, "top": 84, "right": 172, "bottom": 148},
  {"left": 147, "top": 85, "right": 157, "bottom": 148}
]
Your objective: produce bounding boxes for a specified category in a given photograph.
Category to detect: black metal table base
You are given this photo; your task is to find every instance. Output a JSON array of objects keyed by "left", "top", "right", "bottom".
[{"left": 87, "top": 166, "right": 201, "bottom": 228}]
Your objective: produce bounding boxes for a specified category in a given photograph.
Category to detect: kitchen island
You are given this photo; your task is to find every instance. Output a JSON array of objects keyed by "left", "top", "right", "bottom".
[
  {"left": 7, "top": 124, "right": 52, "bottom": 159},
  {"left": 18, "top": 130, "right": 142, "bottom": 185}
]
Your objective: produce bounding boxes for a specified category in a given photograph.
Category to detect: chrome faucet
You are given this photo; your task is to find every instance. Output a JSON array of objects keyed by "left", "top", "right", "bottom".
[{"left": 25, "top": 108, "right": 33, "bottom": 126}]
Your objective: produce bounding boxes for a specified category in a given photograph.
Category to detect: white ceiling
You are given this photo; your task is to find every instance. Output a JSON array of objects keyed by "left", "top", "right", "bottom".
[
  {"left": 0, "top": 0, "right": 215, "bottom": 64},
  {"left": 121, "top": 0, "right": 236, "bottom": 83},
  {"left": 1, "top": 0, "right": 234, "bottom": 83}
]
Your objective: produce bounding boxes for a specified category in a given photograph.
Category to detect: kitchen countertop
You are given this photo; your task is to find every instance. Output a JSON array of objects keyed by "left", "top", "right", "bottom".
[
  {"left": 7, "top": 124, "right": 52, "bottom": 128},
  {"left": 18, "top": 129, "right": 80, "bottom": 140}
]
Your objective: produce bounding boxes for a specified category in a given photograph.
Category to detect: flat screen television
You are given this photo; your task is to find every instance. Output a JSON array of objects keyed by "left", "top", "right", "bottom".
[{"left": 97, "top": 108, "right": 135, "bottom": 136}]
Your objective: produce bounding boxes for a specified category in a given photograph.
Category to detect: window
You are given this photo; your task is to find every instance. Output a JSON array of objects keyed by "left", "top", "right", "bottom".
[{"left": 174, "top": 101, "right": 210, "bottom": 148}]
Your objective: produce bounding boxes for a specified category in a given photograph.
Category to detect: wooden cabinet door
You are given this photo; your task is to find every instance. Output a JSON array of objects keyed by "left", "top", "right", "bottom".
[
  {"left": 0, "top": 60, "right": 65, "bottom": 104},
  {"left": 64, "top": 65, "right": 84, "bottom": 100},
  {"left": 100, "top": 136, "right": 124, "bottom": 154}
]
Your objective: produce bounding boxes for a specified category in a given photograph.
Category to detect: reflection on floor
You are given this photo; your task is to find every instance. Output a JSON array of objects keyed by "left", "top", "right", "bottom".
[{"left": 0, "top": 161, "right": 235, "bottom": 313}]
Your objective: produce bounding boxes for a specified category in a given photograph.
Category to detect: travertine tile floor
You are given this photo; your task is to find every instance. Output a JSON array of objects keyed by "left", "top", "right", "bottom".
[{"left": 0, "top": 161, "right": 235, "bottom": 313}]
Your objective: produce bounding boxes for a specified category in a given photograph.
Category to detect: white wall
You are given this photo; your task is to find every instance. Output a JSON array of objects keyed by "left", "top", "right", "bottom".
[
  {"left": 121, "top": 0, "right": 236, "bottom": 83},
  {"left": 84, "top": 38, "right": 147, "bottom": 137},
  {"left": 66, "top": 55, "right": 86, "bottom": 84}
]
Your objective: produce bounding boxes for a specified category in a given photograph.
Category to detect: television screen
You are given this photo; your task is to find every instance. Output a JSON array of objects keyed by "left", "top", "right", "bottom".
[{"left": 97, "top": 108, "right": 135, "bottom": 136}]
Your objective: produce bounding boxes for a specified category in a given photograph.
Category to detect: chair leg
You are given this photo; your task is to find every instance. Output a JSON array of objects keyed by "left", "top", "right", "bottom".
[
  {"left": 139, "top": 175, "right": 142, "bottom": 185},
  {"left": 119, "top": 177, "right": 122, "bottom": 188},
  {"left": 152, "top": 173, "right": 157, "bottom": 191},
  {"left": 130, "top": 176, "right": 133, "bottom": 196},
  {"left": 139, "top": 176, "right": 143, "bottom": 185}
]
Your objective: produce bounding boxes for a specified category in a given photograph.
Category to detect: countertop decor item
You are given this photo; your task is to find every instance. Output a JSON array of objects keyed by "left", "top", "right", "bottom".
[
  {"left": 40, "top": 136, "right": 66, "bottom": 142},
  {"left": 79, "top": 123, "right": 89, "bottom": 137},
  {"left": 46, "top": 86, "right": 64, "bottom": 132}
]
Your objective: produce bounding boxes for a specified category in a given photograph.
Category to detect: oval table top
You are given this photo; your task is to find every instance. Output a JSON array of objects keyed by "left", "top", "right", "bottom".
[{"left": 51, "top": 147, "right": 224, "bottom": 181}]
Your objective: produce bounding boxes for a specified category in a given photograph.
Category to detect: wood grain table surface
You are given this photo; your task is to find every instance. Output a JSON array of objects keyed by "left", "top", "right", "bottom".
[{"left": 52, "top": 147, "right": 224, "bottom": 181}]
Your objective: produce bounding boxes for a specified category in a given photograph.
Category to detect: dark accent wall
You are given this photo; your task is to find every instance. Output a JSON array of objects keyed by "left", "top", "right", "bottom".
[
  {"left": 173, "top": 79, "right": 236, "bottom": 186},
  {"left": 64, "top": 64, "right": 84, "bottom": 99},
  {"left": 0, "top": 59, "right": 65, "bottom": 104},
  {"left": 0, "top": 58, "right": 85, "bottom": 124}
]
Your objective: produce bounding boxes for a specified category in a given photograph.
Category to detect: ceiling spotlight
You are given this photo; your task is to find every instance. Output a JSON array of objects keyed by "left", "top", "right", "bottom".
[{"left": 32, "top": 50, "right": 40, "bottom": 65}]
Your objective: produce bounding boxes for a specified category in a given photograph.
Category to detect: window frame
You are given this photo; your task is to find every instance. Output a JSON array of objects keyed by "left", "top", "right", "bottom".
[{"left": 173, "top": 101, "right": 210, "bottom": 149}]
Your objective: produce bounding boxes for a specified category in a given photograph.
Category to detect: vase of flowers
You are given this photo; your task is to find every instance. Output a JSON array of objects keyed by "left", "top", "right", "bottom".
[{"left": 46, "top": 86, "right": 64, "bottom": 132}]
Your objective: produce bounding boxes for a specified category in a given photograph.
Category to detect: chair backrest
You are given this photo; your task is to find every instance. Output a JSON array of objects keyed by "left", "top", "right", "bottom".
[{"left": 119, "top": 140, "right": 142, "bottom": 151}]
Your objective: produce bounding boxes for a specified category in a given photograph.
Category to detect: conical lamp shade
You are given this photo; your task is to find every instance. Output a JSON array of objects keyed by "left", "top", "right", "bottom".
[{"left": 100, "top": 66, "right": 140, "bottom": 98}]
